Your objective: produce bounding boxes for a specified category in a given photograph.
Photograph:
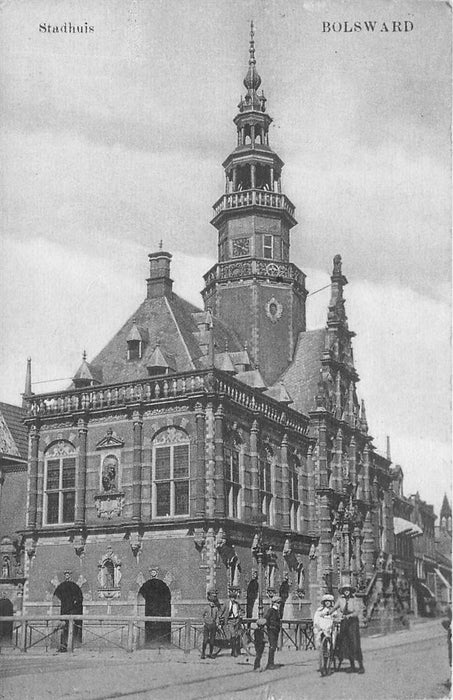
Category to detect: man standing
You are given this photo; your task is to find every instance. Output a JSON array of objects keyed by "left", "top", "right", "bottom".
[
  {"left": 264, "top": 595, "right": 282, "bottom": 669},
  {"left": 246, "top": 571, "right": 259, "bottom": 619},
  {"left": 201, "top": 586, "right": 220, "bottom": 659},
  {"left": 225, "top": 590, "right": 242, "bottom": 657}
]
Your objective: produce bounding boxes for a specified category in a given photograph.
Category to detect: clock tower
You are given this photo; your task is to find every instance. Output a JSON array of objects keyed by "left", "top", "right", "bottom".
[{"left": 202, "top": 23, "right": 307, "bottom": 385}]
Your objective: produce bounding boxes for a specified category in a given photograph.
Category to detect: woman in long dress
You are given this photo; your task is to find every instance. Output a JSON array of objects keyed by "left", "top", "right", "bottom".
[{"left": 333, "top": 584, "right": 365, "bottom": 673}]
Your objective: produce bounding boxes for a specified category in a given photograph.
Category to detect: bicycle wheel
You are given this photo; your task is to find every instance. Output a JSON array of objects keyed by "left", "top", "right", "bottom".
[
  {"left": 322, "top": 636, "right": 332, "bottom": 676},
  {"left": 240, "top": 628, "right": 256, "bottom": 657}
]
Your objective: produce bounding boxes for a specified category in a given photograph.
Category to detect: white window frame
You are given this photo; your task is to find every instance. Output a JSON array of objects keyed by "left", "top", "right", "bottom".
[
  {"left": 43, "top": 452, "right": 76, "bottom": 526},
  {"left": 259, "top": 448, "right": 274, "bottom": 527},
  {"left": 289, "top": 458, "right": 301, "bottom": 532},
  {"left": 263, "top": 234, "right": 274, "bottom": 259},
  {"left": 224, "top": 443, "right": 241, "bottom": 519},
  {"left": 152, "top": 435, "right": 190, "bottom": 518}
]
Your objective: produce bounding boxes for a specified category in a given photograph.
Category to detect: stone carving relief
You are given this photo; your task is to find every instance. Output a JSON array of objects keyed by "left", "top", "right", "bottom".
[{"left": 97, "top": 547, "right": 122, "bottom": 599}]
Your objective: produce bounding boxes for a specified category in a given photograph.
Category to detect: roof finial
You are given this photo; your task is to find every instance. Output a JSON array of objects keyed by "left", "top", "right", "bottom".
[
  {"left": 82, "top": 349, "right": 87, "bottom": 361},
  {"left": 243, "top": 21, "right": 261, "bottom": 94},
  {"left": 249, "top": 20, "right": 256, "bottom": 66},
  {"left": 22, "top": 356, "right": 32, "bottom": 407},
  {"left": 386, "top": 435, "right": 391, "bottom": 461},
  {"left": 159, "top": 239, "right": 163, "bottom": 250}
]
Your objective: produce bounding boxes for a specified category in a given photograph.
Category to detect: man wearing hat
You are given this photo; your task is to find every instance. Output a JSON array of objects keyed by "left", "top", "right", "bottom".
[
  {"left": 264, "top": 596, "right": 282, "bottom": 669},
  {"left": 333, "top": 582, "right": 365, "bottom": 673},
  {"left": 224, "top": 590, "right": 242, "bottom": 657},
  {"left": 253, "top": 618, "right": 267, "bottom": 671},
  {"left": 201, "top": 586, "right": 221, "bottom": 659}
]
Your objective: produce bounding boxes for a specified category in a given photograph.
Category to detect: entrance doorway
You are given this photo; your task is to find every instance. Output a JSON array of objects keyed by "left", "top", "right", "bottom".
[
  {"left": 138, "top": 579, "right": 171, "bottom": 646},
  {"left": 54, "top": 581, "right": 83, "bottom": 648},
  {"left": 0, "top": 598, "right": 13, "bottom": 643}
]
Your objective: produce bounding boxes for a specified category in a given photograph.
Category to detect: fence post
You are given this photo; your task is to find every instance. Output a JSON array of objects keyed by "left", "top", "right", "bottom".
[
  {"left": 183, "top": 620, "right": 191, "bottom": 655},
  {"left": 127, "top": 620, "right": 134, "bottom": 653},
  {"left": 67, "top": 618, "right": 74, "bottom": 653},
  {"left": 20, "top": 619, "right": 27, "bottom": 652}
]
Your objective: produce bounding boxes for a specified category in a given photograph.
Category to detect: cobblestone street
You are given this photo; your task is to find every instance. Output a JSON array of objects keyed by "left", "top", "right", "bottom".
[{"left": 0, "top": 620, "right": 450, "bottom": 700}]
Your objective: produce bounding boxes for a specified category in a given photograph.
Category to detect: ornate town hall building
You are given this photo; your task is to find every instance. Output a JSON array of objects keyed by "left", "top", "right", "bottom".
[{"left": 1, "top": 26, "right": 407, "bottom": 641}]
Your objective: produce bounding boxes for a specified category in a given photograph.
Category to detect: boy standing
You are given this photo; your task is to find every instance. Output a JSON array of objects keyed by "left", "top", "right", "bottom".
[{"left": 253, "top": 618, "right": 266, "bottom": 671}]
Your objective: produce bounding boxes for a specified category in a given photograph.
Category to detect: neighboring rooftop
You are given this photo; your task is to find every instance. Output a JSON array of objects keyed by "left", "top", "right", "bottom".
[{"left": 0, "top": 402, "right": 28, "bottom": 460}]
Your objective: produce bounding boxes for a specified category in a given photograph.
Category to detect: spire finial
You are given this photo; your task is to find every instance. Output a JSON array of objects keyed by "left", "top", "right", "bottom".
[
  {"left": 159, "top": 239, "right": 163, "bottom": 250},
  {"left": 243, "top": 21, "right": 261, "bottom": 94},
  {"left": 82, "top": 349, "right": 87, "bottom": 361},
  {"left": 249, "top": 20, "right": 256, "bottom": 66},
  {"left": 22, "top": 357, "right": 32, "bottom": 407}
]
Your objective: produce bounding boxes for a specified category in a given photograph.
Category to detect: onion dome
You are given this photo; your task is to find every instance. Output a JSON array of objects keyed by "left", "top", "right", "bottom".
[{"left": 240, "top": 21, "right": 265, "bottom": 112}]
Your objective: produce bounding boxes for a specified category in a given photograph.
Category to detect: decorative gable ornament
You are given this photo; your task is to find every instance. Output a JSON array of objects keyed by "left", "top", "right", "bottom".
[
  {"left": 153, "top": 427, "right": 188, "bottom": 445},
  {"left": 95, "top": 428, "right": 125, "bottom": 450}
]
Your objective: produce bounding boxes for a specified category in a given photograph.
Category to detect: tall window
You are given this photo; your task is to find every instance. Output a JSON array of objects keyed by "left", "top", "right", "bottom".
[
  {"left": 259, "top": 448, "right": 273, "bottom": 526},
  {"left": 289, "top": 457, "right": 301, "bottom": 532},
  {"left": 224, "top": 443, "right": 241, "bottom": 518},
  {"left": 153, "top": 429, "right": 190, "bottom": 517},
  {"left": 263, "top": 235, "right": 273, "bottom": 259},
  {"left": 44, "top": 446, "right": 76, "bottom": 525}
]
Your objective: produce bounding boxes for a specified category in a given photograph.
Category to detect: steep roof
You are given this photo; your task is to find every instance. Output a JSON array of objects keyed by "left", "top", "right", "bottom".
[
  {"left": 276, "top": 329, "right": 326, "bottom": 415},
  {"left": 0, "top": 402, "right": 28, "bottom": 460},
  {"left": 87, "top": 293, "right": 243, "bottom": 386}
]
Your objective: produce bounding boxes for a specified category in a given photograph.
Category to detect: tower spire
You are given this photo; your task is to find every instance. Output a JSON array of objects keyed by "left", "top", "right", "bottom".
[{"left": 241, "top": 21, "right": 264, "bottom": 112}]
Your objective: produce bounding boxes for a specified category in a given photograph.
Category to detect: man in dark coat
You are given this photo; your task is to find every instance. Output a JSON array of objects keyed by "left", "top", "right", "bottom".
[
  {"left": 264, "top": 596, "right": 282, "bottom": 669},
  {"left": 253, "top": 617, "right": 267, "bottom": 671},
  {"left": 246, "top": 571, "right": 259, "bottom": 619}
]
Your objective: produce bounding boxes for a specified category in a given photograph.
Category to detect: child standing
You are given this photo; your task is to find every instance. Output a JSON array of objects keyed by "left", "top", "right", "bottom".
[
  {"left": 253, "top": 618, "right": 267, "bottom": 670},
  {"left": 313, "top": 593, "right": 335, "bottom": 674}
]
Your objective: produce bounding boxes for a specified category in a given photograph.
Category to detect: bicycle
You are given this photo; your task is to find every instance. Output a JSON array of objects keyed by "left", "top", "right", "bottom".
[
  {"left": 319, "top": 631, "right": 333, "bottom": 676},
  {"left": 319, "top": 620, "right": 340, "bottom": 677},
  {"left": 211, "top": 620, "right": 256, "bottom": 658}
]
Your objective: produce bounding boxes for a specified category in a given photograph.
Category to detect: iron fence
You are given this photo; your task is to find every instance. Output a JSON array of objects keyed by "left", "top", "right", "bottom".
[{"left": 0, "top": 615, "right": 314, "bottom": 654}]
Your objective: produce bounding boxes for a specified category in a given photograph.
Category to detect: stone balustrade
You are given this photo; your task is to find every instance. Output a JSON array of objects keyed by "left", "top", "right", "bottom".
[
  {"left": 26, "top": 370, "right": 309, "bottom": 435},
  {"left": 212, "top": 189, "right": 296, "bottom": 218},
  {"left": 203, "top": 258, "right": 306, "bottom": 289}
]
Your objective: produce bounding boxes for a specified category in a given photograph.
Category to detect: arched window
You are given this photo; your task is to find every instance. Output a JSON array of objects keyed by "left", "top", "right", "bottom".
[
  {"left": 44, "top": 441, "right": 76, "bottom": 525},
  {"left": 224, "top": 438, "right": 241, "bottom": 518},
  {"left": 259, "top": 446, "right": 273, "bottom": 526},
  {"left": 152, "top": 428, "right": 190, "bottom": 517}
]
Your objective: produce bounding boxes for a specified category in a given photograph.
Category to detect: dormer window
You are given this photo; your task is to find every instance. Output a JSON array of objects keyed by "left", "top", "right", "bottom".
[
  {"left": 127, "top": 340, "right": 142, "bottom": 361},
  {"left": 126, "top": 319, "right": 144, "bottom": 360}
]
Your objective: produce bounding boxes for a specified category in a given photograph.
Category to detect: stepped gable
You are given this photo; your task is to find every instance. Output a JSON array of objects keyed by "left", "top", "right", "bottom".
[
  {"left": 0, "top": 402, "right": 27, "bottom": 459},
  {"left": 276, "top": 329, "right": 326, "bottom": 415}
]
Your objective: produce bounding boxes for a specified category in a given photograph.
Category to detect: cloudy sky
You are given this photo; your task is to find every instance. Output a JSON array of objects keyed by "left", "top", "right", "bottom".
[{"left": 0, "top": 0, "right": 450, "bottom": 514}]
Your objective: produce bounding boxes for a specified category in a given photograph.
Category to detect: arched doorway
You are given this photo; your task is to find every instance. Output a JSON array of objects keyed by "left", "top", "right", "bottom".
[
  {"left": 0, "top": 598, "right": 13, "bottom": 643},
  {"left": 54, "top": 581, "right": 83, "bottom": 649},
  {"left": 138, "top": 579, "right": 171, "bottom": 647}
]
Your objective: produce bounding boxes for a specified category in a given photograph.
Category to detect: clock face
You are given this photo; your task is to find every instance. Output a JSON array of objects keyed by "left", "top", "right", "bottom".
[{"left": 232, "top": 237, "right": 250, "bottom": 258}]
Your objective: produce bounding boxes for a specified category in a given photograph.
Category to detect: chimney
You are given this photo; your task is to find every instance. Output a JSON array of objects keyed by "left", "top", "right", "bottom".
[{"left": 147, "top": 250, "right": 173, "bottom": 299}]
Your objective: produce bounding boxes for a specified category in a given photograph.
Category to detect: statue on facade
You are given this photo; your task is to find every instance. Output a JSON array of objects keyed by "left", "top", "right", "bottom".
[{"left": 102, "top": 455, "right": 118, "bottom": 492}]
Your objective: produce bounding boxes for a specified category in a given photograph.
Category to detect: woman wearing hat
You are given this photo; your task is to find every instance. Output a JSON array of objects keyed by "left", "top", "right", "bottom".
[
  {"left": 313, "top": 593, "right": 336, "bottom": 674},
  {"left": 333, "top": 583, "right": 365, "bottom": 673}
]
